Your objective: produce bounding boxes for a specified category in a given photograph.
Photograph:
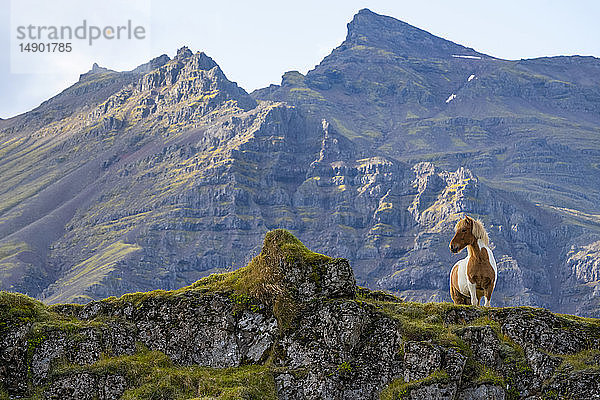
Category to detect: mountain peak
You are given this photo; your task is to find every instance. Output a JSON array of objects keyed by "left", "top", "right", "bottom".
[
  {"left": 131, "top": 48, "right": 256, "bottom": 112},
  {"left": 88, "top": 62, "right": 111, "bottom": 74},
  {"left": 357, "top": 7, "right": 374, "bottom": 14},
  {"left": 170, "top": 47, "right": 219, "bottom": 71},
  {"left": 344, "top": 8, "right": 485, "bottom": 59},
  {"left": 78, "top": 62, "right": 113, "bottom": 81},
  {"left": 175, "top": 46, "right": 194, "bottom": 60}
]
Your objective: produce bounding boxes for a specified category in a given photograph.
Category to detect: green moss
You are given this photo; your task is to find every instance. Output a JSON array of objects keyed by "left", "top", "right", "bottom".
[
  {"left": 557, "top": 312, "right": 600, "bottom": 328},
  {"left": 0, "top": 388, "right": 44, "bottom": 400},
  {"left": 0, "top": 292, "right": 110, "bottom": 334},
  {"left": 26, "top": 332, "right": 47, "bottom": 380},
  {"left": 475, "top": 366, "right": 505, "bottom": 386},
  {"left": 123, "top": 365, "right": 276, "bottom": 400},
  {"left": 229, "top": 292, "right": 261, "bottom": 314},
  {"left": 558, "top": 349, "right": 600, "bottom": 371},
  {"left": 499, "top": 342, "right": 534, "bottom": 400},
  {"left": 275, "top": 231, "right": 331, "bottom": 265},
  {"left": 380, "top": 370, "right": 449, "bottom": 400},
  {"left": 55, "top": 347, "right": 277, "bottom": 400},
  {"left": 105, "top": 288, "right": 172, "bottom": 308},
  {"left": 470, "top": 315, "right": 503, "bottom": 333},
  {"left": 356, "top": 287, "right": 402, "bottom": 303},
  {"left": 310, "top": 260, "right": 329, "bottom": 289},
  {"left": 338, "top": 361, "right": 353, "bottom": 374},
  {"left": 369, "top": 301, "right": 470, "bottom": 350},
  {"left": 541, "top": 389, "right": 560, "bottom": 400},
  {"left": 0, "top": 291, "right": 49, "bottom": 325}
]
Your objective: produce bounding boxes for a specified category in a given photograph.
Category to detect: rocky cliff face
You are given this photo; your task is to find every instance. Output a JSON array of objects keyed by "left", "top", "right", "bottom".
[
  {"left": 1, "top": 10, "right": 600, "bottom": 317},
  {"left": 0, "top": 47, "right": 321, "bottom": 304},
  {"left": 1, "top": 231, "right": 599, "bottom": 399},
  {"left": 256, "top": 9, "right": 600, "bottom": 316},
  {"left": 255, "top": 9, "right": 600, "bottom": 211}
]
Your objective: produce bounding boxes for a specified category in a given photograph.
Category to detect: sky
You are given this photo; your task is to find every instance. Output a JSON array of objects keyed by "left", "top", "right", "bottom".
[{"left": 1, "top": 0, "right": 599, "bottom": 119}]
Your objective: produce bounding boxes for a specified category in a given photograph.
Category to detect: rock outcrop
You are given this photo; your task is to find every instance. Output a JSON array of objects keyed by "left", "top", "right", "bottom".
[
  {"left": 1, "top": 231, "right": 599, "bottom": 399},
  {"left": 1, "top": 9, "right": 600, "bottom": 318}
]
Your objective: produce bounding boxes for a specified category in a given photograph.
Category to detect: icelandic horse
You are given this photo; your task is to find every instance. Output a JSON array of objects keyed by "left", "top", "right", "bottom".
[{"left": 449, "top": 216, "right": 497, "bottom": 306}]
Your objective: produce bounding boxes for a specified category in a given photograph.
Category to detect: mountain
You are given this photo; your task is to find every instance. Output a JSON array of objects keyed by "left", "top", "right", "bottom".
[
  {"left": 1, "top": 10, "right": 600, "bottom": 317},
  {"left": 0, "top": 46, "right": 317, "bottom": 304},
  {"left": 1, "top": 231, "right": 600, "bottom": 399},
  {"left": 254, "top": 9, "right": 600, "bottom": 212},
  {"left": 254, "top": 9, "right": 600, "bottom": 315}
]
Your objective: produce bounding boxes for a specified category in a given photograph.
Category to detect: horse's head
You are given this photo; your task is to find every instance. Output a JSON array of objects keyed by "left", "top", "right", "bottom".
[{"left": 450, "top": 216, "right": 476, "bottom": 253}]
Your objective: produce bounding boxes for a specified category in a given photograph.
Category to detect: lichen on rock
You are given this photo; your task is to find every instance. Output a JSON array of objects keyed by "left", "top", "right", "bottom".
[{"left": 1, "top": 230, "right": 600, "bottom": 399}]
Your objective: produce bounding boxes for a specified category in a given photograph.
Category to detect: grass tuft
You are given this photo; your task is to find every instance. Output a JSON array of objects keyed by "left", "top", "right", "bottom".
[
  {"left": 53, "top": 346, "right": 277, "bottom": 400},
  {"left": 380, "top": 370, "right": 449, "bottom": 400}
]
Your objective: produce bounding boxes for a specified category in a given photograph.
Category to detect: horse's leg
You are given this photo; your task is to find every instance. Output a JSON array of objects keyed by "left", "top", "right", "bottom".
[
  {"left": 449, "top": 264, "right": 469, "bottom": 305},
  {"left": 483, "top": 287, "right": 492, "bottom": 307},
  {"left": 468, "top": 282, "right": 478, "bottom": 306},
  {"left": 450, "top": 284, "right": 469, "bottom": 305},
  {"left": 449, "top": 284, "right": 459, "bottom": 304}
]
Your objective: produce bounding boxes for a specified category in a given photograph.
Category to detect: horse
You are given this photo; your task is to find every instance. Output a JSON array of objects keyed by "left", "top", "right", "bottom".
[{"left": 448, "top": 216, "right": 497, "bottom": 306}]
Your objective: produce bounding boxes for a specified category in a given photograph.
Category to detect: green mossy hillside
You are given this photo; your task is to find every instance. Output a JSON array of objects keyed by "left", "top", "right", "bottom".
[
  {"left": 2, "top": 230, "right": 600, "bottom": 399},
  {"left": 53, "top": 348, "right": 276, "bottom": 400},
  {"left": 0, "top": 230, "right": 338, "bottom": 399},
  {"left": 104, "top": 229, "right": 330, "bottom": 300}
]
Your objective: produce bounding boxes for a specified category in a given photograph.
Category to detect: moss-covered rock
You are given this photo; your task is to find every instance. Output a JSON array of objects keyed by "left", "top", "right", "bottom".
[
  {"left": 1, "top": 231, "right": 600, "bottom": 399},
  {"left": 246, "top": 229, "right": 355, "bottom": 303}
]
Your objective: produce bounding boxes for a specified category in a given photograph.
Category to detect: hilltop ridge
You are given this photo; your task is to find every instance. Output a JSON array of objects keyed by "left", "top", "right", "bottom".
[
  {"left": 344, "top": 8, "right": 488, "bottom": 59},
  {"left": 1, "top": 230, "right": 600, "bottom": 399}
]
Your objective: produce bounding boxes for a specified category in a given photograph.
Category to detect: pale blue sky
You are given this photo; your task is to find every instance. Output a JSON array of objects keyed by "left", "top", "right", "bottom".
[{"left": 1, "top": 0, "right": 599, "bottom": 119}]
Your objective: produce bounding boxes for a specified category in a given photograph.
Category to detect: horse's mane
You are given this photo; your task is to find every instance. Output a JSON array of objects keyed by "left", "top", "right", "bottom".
[
  {"left": 455, "top": 217, "right": 489, "bottom": 246},
  {"left": 472, "top": 219, "right": 489, "bottom": 246}
]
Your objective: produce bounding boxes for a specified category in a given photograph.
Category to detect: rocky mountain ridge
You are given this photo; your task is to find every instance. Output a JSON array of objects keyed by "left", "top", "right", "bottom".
[
  {"left": 1, "top": 231, "right": 599, "bottom": 399},
  {"left": 0, "top": 9, "right": 599, "bottom": 317}
]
